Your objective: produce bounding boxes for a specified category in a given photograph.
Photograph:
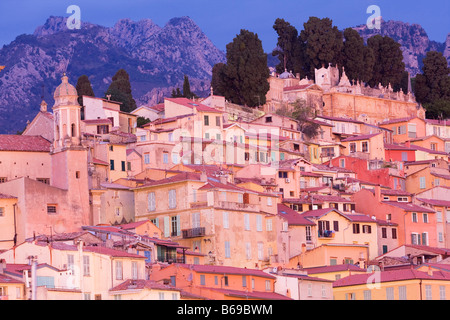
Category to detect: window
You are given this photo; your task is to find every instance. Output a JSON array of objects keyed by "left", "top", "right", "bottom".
[
  {"left": 392, "top": 228, "right": 397, "bottom": 239},
  {"left": 223, "top": 211, "right": 229, "bottom": 229},
  {"left": 437, "top": 211, "right": 442, "bottom": 222},
  {"left": 330, "top": 258, "right": 337, "bottom": 265},
  {"left": 139, "top": 135, "right": 146, "bottom": 141},
  {"left": 121, "top": 161, "right": 126, "bottom": 172},
  {"left": 200, "top": 275, "right": 206, "bottom": 285},
  {"left": 386, "top": 287, "right": 394, "bottom": 300},
  {"left": 257, "top": 242, "right": 264, "bottom": 260},
  {"left": 339, "top": 159, "right": 345, "bottom": 168},
  {"left": 362, "top": 141, "right": 369, "bottom": 153},
  {"left": 321, "top": 285, "right": 327, "bottom": 298},
  {"left": 256, "top": 215, "right": 262, "bottom": 231},
  {"left": 47, "top": 205, "right": 57, "bottom": 215},
  {"left": 144, "top": 153, "right": 150, "bottom": 164},
  {"left": 171, "top": 216, "right": 180, "bottom": 236},
  {"left": 245, "top": 242, "right": 252, "bottom": 260},
  {"left": 265, "top": 116, "right": 272, "bottom": 123},
  {"left": 382, "top": 245, "right": 388, "bottom": 254},
  {"left": 419, "top": 177, "right": 426, "bottom": 189},
  {"left": 434, "top": 178, "right": 440, "bottom": 186},
  {"left": 267, "top": 197, "right": 272, "bottom": 206},
  {"left": 398, "top": 286, "right": 407, "bottom": 300},
  {"left": 168, "top": 189, "right": 176, "bottom": 209},
  {"left": 148, "top": 192, "right": 156, "bottom": 211},
  {"left": 163, "top": 152, "right": 169, "bottom": 164},
  {"left": 411, "top": 233, "right": 419, "bottom": 245},
  {"left": 425, "top": 285, "right": 432, "bottom": 300},
  {"left": 242, "top": 276, "right": 247, "bottom": 287},
  {"left": 0, "top": 178, "right": 7, "bottom": 183},
  {"left": 306, "top": 226, "right": 311, "bottom": 241},
  {"left": 244, "top": 214, "right": 250, "bottom": 231},
  {"left": 397, "top": 197, "right": 408, "bottom": 202},
  {"left": 412, "top": 212, "right": 418, "bottom": 223},
  {"left": 265, "top": 280, "right": 271, "bottom": 291},
  {"left": 278, "top": 171, "right": 288, "bottom": 178},
  {"left": 408, "top": 123, "right": 417, "bottom": 138},
  {"left": 172, "top": 293, "right": 178, "bottom": 300},
  {"left": 37, "top": 178, "right": 50, "bottom": 184},
  {"left": 381, "top": 227, "right": 387, "bottom": 238},
  {"left": 115, "top": 261, "right": 123, "bottom": 280},
  {"left": 204, "top": 115, "right": 209, "bottom": 126},
  {"left": 346, "top": 293, "right": 356, "bottom": 300},
  {"left": 423, "top": 213, "right": 429, "bottom": 223},
  {"left": 364, "top": 290, "right": 372, "bottom": 300},
  {"left": 333, "top": 221, "right": 339, "bottom": 232},
  {"left": 439, "top": 232, "right": 444, "bottom": 242},
  {"left": 216, "top": 116, "right": 221, "bottom": 126},
  {"left": 0, "top": 207, "right": 4, "bottom": 217},
  {"left": 362, "top": 225, "right": 372, "bottom": 234},
  {"left": 352, "top": 223, "right": 360, "bottom": 234},
  {"left": 266, "top": 218, "right": 272, "bottom": 231},
  {"left": 225, "top": 241, "right": 231, "bottom": 258},
  {"left": 422, "top": 232, "right": 428, "bottom": 245},
  {"left": 110, "top": 160, "right": 115, "bottom": 171},
  {"left": 159, "top": 292, "right": 165, "bottom": 300},
  {"left": 350, "top": 143, "right": 356, "bottom": 153},
  {"left": 440, "top": 286, "right": 446, "bottom": 300},
  {"left": 224, "top": 276, "right": 229, "bottom": 286},
  {"left": 83, "top": 256, "right": 90, "bottom": 276},
  {"left": 398, "top": 125, "right": 406, "bottom": 135},
  {"left": 132, "top": 261, "right": 138, "bottom": 280}
]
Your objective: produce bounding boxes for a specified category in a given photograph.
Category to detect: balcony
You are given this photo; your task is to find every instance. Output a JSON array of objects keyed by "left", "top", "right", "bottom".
[
  {"left": 318, "top": 230, "right": 335, "bottom": 238},
  {"left": 216, "top": 201, "right": 258, "bottom": 212},
  {"left": 182, "top": 227, "right": 206, "bottom": 239}
]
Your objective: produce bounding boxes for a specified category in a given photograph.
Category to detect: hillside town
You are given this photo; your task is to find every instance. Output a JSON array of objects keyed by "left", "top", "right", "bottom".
[{"left": 0, "top": 61, "right": 450, "bottom": 301}]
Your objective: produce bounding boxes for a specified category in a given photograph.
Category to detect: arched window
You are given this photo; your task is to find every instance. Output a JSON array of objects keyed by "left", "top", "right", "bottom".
[
  {"left": 56, "top": 125, "right": 60, "bottom": 141},
  {"left": 71, "top": 123, "right": 76, "bottom": 137}
]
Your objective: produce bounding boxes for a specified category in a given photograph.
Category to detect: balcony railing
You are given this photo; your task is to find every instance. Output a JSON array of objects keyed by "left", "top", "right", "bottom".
[
  {"left": 216, "top": 201, "right": 258, "bottom": 212},
  {"left": 182, "top": 227, "right": 206, "bottom": 239},
  {"left": 318, "top": 230, "right": 334, "bottom": 238}
]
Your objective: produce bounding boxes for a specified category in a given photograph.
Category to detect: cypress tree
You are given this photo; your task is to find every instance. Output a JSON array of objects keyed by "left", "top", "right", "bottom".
[
  {"left": 104, "top": 69, "right": 137, "bottom": 113},
  {"left": 212, "top": 29, "right": 270, "bottom": 107},
  {"left": 75, "top": 75, "right": 95, "bottom": 120}
]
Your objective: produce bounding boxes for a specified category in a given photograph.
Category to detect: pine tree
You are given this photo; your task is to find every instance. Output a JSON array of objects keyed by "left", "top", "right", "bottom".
[
  {"left": 414, "top": 51, "right": 450, "bottom": 118},
  {"left": 104, "top": 69, "right": 137, "bottom": 113},
  {"left": 212, "top": 29, "right": 270, "bottom": 107},
  {"left": 367, "top": 35, "right": 405, "bottom": 89},
  {"left": 272, "top": 18, "right": 301, "bottom": 74},
  {"left": 182, "top": 75, "right": 196, "bottom": 99},
  {"left": 299, "top": 17, "right": 343, "bottom": 79}
]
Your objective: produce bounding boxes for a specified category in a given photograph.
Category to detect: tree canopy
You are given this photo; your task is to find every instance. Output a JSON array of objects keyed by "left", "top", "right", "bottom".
[
  {"left": 75, "top": 74, "right": 95, "bottom": 106},
  {"left": 212, "top": 29, "right": 270, "bottom": 107},
  {"left": 104, "top": 69, "right": 137, "bottom": 113},
  {"left": 414, "top": 51, "right": 450, "bottom": 118}
]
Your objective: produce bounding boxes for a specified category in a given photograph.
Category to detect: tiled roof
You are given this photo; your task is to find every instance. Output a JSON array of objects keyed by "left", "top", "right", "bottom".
[
  {"left": 333, "top": 269, "right": 450, "bottom": 287},
  {"left": 277, "top": 204, "right": 315, "bottom": 226},
  {"left": 283, "top": 84, "right": 313, "bottom": 91},
  {"left": 136, "top": 172, "right": 202, "bottom": 188},
  {"left": 92, "top": 158, "right": 109, "bottom": 166},
  {"left": 177, "top": 264, "right": 276, "bottom": 279},
  {"left": 0, "top": 135, "right": 51, "bottom": 152},
  {"left": 207, "top": 287, "right": 292, "bottom": 300},
  {"left": 381, "top": 189, "right": 412, "bottom": 196},
  {"left": 303, "top": 264, "right": 366, "bottom": 274},
  {"left": 0, "top": 193, "right": 17, "bottom": 199},
  {"left": 409, "top": 144, "right": 449, "bottom": 155},
  {"left": 416, "top": 198, "right": 450, "bottom": 207},
  {"left": 82, "top": 119, "right": 112, "bottom": 125},
  {"left": 345, "top": 214, "right": 377, "bottom": 223},
  {"left": 165, "top": 98, "right": 223, "bottom": 113},
  {"left": 379, "top": 117, "right": 421, "bottom": 125},
  {"left": 384, "top": 143, "right": 415, "bottom": 150},
  {"left": 110, "top": 279, "right": 180, "bottom": 292},
  {"left": 424, "top": 119, "right": 450, "bottom": 126},
  {"left": 301, "top": 208, "right": 338, "bottom": 218},
  {"left": 316, "top": 115, "right": 364, "bottom": 124},
  {"left": 0, "top": 273, "right": 23, "bottom": 284},
  {"left": 383, "top": 201, "right": 436, "bottom": 213},
  {"left": 341, "top": 133, "right": 381, "bottom": 142},
  {"left": 430, "top": 172, "right": 450, "bottom": 180}
]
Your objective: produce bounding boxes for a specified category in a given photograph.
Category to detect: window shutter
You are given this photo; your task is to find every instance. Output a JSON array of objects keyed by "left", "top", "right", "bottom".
[
  {"left": 176, "top": 215, "right": 181, "bottom": 236},
  {"left": 164, "top": 216, "right": 170, "bottom": 237}
]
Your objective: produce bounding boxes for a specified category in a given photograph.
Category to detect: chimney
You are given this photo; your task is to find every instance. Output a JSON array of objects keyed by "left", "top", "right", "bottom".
[
  {"left": 374, "top": 185, "right": 381, "bottom": 202},
  {"left": 427, "top": 266, "right": 433, "bottom": 277},
  {"left": 200, "top": 171, "right": 207, "bottom": 182},
  {"left": 219, "top": 175, "right": 227, "bottom": 185},
  {"left": 0, "top": 259, "right": 5, "bottom": 274}
]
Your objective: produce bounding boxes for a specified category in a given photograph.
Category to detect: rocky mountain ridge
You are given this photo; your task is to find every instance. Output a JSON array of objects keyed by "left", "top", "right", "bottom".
[{"left": 0, "top": 16, "right": 226, "bottom": 133}]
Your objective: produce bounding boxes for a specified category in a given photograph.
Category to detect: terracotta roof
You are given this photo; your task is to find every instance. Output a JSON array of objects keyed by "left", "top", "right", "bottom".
[
  {"left": 165, "top": 98, "right": 223, "bottom": 113},
  {"left": 177, "top": 264, "right": 276, "bottom": 279},
  {"left": 82, "top": 119, "right": 112, "bottom": 125},
  {"left": 416, "top": 198, "right": 450, "bottom": 207},
  {"left": 301, "top": 208, "right": 339, "bottom": 218},
  {"left": 409, "top": 144, "right": 449, "bottom": 155},
  {"left": 345, "top": 214, "right": 377, "bottom": 222},
  {"left": 0, "top": 273, "right": 24, "bottom": 284},
  {"left": 277, "top": 204, "right": 315, "bottom": 226},
  {"left": 316, "top": 115, "right": 364, "bottom": 124},
  {"left": 333, "top": 269, "right": 450, "bottom": 287},
  {"left": 283, "top": 84, "right": 313, "bottom": 91},
  {"left": 148, "top": 103, "right": 165, "bottom": 112},
  {"left": 206, "top": 287, "right": 292, "bottom": 300},
  {"left": 341, "top": 133, "right": 381, "bottom": 142},
  {"left": 118, "top": 220, "right": 150, "bottom": 230},
  {"left": 430, "top": 172, "right": 450, "bottom": 180},
  {"left": 92, "top": 158, "right": 109, "bottom": 166},
  {"left": 136, "top": 172, "right": 202, "bottom": 188},
  {"left": 424, "top": 119, "right": 450, "bottom": 126},
  {"left": 384, "top": 143, "right": 415, "bottom": 150},
  {"left": 379, "top": 116, "right": 422, "bottom": 125},
  {"left": 110, "top": 279, "right": 180, "bottom": 292},
  {"left": 303, "top": 264, "right": 366, "bottom": 274},
  {"left": 383, "top": 201, "right": 436, "bottom": 213},
  {"left": 0, "top": 135, "right": 51, "bottom": 152},
  {"left": 0, "top": 193, "right": 17, "bottom": 199},
  {"left": 380, "top": 189, "right": 412, "bottom": 196}
]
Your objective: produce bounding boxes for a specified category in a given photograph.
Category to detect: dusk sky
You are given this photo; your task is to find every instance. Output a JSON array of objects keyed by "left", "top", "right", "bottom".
[{"left": 0, "top": 0, "right": 449, "bottom": 52}]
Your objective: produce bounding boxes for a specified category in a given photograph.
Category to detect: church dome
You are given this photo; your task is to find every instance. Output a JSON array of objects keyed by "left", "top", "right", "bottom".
[
  {"left": 279, "top": 69, "right": 294, "bottom": 79},
  {"left": 53, "top": 74, "right": 78, "bottom": 99}
]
